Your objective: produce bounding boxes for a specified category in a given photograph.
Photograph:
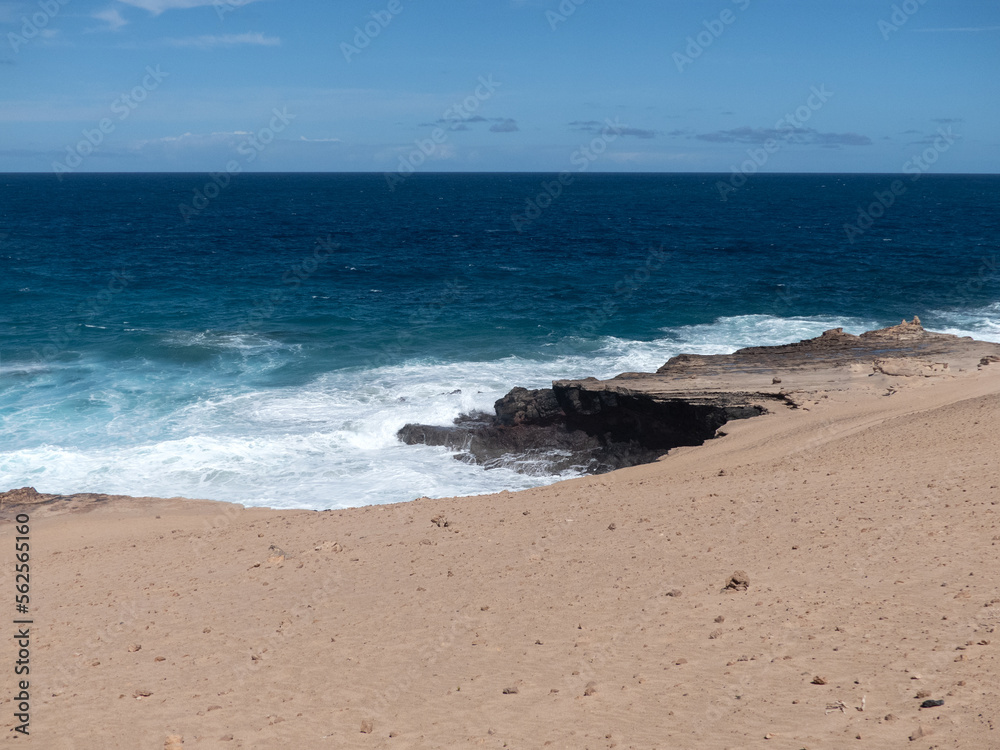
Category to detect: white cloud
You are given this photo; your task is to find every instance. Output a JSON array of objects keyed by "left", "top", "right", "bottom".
[
  {"left": 93, "top": 8, "right": 129, "bottom": 31},
  {"left": 118, "top": 0, "right": 262, "bottom": 14},
  {"left": 165, "top": 32, "right": 280, "bottom": 48}
]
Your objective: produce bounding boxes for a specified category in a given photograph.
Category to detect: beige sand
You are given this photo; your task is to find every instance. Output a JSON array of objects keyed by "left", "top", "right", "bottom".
[{"left": 2, "top": 363, "right": 999, "bottom": 749}]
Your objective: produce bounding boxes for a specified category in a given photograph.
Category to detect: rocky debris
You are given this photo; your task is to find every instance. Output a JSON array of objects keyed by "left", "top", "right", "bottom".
[
  {"left": 360, "top": 718, "right": 374, "bottom": 734},
  {"left": 431, "top": 515, "right": 450, "bottom": 528},
  {"left": 267, "top": 545, "right": 286, "bottom": 564},
  {"left": 981, "top": 355, "right": 1000, "bottom": 366},
  {"left": 811, "top": 676, "right": 828, "bottom": 685},
  {"left": 724, "top": 570, "right": 750, "bottom": 592},
  {"left": 128, "top": 644, "right": 141, "bottom": 653},
  {"left": 502, "top": 686, "right": 519, "bottom": 695}
]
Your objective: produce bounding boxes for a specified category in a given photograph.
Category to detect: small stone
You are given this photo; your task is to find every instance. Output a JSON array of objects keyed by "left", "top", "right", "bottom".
[
  {"left": 503, "top": 686, "right": 519, "bottom": 695},
  {"left": 431, "top": 515, "right": 450, "bottom": 528},
  {"left": 674, "top": 658, "right": 687, "bottom": 665},
  {"left": 915, "top": 690, "right": 931, "bottom": 699},
  {"left": 91, "top": 659, "right": 100, "bottom": 666},
  {"left": 220, "top": 736, "right": 233, "bottom": 742},
  {"left": 666, "top": 589, "right": 682, "bottom": 597},
  {"left": 128, "top": 644, "right": 142, "bottom": 653},
  {"left": 164, "top": 737, "right": 183, "bottom": 750},
  {"left": 584, "top": 682, "right": 597, "bottom": 696},
  {"left": 811, "top": 676, "right": 827, "bottom": 685},
  {"left": 155, "top": 656, "right": 166, "bottom": 662},
  {"left": 360, "top": 718, "right": 374, "bottom": 734},
  {"left": 133, "top": 689, "right": 153, "bottom": 698},
  {"left": 608, "top": 523, "right": 616, "bottom": 531},
  {"left": 724, "top": 570, "right": 750, "bottom": 592},
  {"left": 919, "top": 699, "right": 944, "bottom": 708},
  {"left": 764, "top": 733, "right": 773, "bottom": 739},
  {"left": 709, "top": 629, "right": 723, "bottom": 639},
  {"left": 772, "top": 377, "right": 782, "bottom": 384},
  {"left": 714, "top": 615, "right": 725, "bottom": 623}
]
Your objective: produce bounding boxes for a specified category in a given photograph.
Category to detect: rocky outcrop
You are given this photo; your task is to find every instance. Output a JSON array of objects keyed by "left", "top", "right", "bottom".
[
  {"left": 398, "top": 383, "right": 780, "bottom": 475},
  {"left": 397, "top": 318, "right": 1000, "bottom": 476}
]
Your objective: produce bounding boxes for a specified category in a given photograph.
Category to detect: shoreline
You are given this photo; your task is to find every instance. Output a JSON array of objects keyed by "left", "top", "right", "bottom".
[{"left": 2, "top": 324, "right": 999, "bottom": 747}]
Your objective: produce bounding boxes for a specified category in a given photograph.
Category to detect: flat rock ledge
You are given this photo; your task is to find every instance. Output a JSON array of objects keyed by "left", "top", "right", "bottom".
[{"left": 399, "top": 318, "right": 999, "bottom": 475}]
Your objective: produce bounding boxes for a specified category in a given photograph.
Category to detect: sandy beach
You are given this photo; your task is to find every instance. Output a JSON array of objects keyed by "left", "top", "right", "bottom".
[{"left": 3, "top": 328, "right": 999, "bottom": 749}]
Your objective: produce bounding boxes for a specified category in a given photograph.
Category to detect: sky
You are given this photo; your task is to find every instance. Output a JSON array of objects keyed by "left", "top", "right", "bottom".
[{"left": 1, "top": 0, "right": 998, "bottom": 173}]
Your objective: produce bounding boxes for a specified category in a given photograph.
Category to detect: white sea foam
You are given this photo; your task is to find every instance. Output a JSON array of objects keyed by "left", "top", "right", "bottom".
[{"left": 2, "top": 312, "right": 994, "bottom": 510}]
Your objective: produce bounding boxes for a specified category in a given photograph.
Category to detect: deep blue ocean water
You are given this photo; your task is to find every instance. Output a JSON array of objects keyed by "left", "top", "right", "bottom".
[{"left": 1, "top": 173, "right": 997, "bottom": 509}]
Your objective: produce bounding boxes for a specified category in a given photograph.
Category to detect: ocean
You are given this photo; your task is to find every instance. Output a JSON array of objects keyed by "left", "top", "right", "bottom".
[{"left": 1, "top": 173, "right": 997, "bottom": 509}]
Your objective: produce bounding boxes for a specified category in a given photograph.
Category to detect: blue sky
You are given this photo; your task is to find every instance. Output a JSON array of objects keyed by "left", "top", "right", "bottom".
[{"left": 1, "top": 0, "right": 998, "bottom": 173}]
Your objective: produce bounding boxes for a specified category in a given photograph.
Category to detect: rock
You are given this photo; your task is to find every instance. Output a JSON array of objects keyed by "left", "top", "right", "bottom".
[
  {"left": 666, "top": 589, "right": 682, "bottom": 598},
  {"left": 164, "top": 735, "right": 183, "bottom": 749},
  {"left": 811, "top": 676, "right": 827, "bottom": 685},
  {"left": 915, "top": 690, "right": 931, "bottom": 699},
  {"left": 724, "top": 570, "right": 750, "bottom": 592},
  {"left": 919, "top": 699, "right": 944, "bottom": 708},
  {"left": 607, "top": 523, "right": 616, "bottom": 531},
  {"left": 267, "top": 544, "right": 285, "bottom": 563},
  {"left": 709, "top": 629, "right": 723, "bottom": 639},
  {"left": 128, "top": 644, "right": 141, "bottom": 652},
  {"left": 583, "top": 681, "right": 597, "bottom": 696},
  {"left": 909, "top": 725, "right": 934, "bottom": 740},
  {"left": 360, "top": 718, "right": 374, "bottom": 734},
  {"left": 674, "top": 658, "right": 687, "bottom": 665},
  {"left": 220, "top": 736, "right": 233, "bottom": 742},
  {"left": 133, "top": 689, "right": 153, "bottom": 698},
  {"left": 431, "top": 515, "right": 450, "bottom": 528},
  {"left": 494, "top": 387, "right": 565, "bottom": 427},
  {"left": 714, "top": 615, "right": 725, "bottom": 623},
  {"left": 502, "top": 686, "right": 519, "bottom": 695},
  {"left": 155, "top": 656, "right": 166, "bottom": 662}
]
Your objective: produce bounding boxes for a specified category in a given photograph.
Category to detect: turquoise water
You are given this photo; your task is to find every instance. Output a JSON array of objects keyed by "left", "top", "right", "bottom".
[{"left": 1, "top": 173, "right": 997, "bottom": 508}]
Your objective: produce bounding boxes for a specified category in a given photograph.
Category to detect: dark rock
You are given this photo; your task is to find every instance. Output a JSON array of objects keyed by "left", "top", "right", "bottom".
[{"left": 919, "top": 699, "right": 944, "bottom": 708}]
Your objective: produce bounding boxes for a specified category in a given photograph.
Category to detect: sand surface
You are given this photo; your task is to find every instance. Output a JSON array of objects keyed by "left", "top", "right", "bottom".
[{"left": 2, "top": 359, "right": 999, "bottom": 748}]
